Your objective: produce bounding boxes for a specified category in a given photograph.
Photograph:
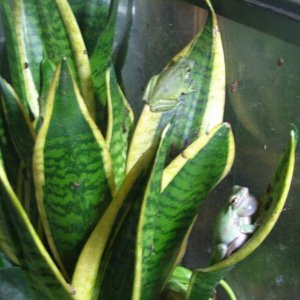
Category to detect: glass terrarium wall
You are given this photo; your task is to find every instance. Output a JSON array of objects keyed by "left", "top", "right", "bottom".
[{"left": 121, "top": 0, "right": 300, "bottom": 299}]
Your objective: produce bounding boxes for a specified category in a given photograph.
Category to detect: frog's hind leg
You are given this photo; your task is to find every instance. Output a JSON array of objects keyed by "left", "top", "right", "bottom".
[
  {"left": 226, "top": 233, "right": 248, "bottom": 257},
  {"left": 210, "top": 244, "right": 228, "bottom": 265}
]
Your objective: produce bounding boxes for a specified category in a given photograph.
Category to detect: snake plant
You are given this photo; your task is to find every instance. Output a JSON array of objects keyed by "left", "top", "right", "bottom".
[{"left": 0, "top": 1, "right": 296, "bottom": 300}]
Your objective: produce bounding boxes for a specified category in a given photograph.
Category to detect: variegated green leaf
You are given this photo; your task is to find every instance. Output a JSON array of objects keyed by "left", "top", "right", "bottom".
[
  {"left": 90, "top": 0, "right": 120, "bottom": 129},
  {"left": 11, "top": 0, "right": 95, "bottom": 118},
  {"left": 0, "top": 148, "right": 74, "bottom": 299},
  {"left": 0, "top": 0, "right": 29, "bottom": 112},
  {"left": 0, "top": 78, "right": 39, "bottom": 226},
  {"left": 0, "top": 77, "right": 35, "bottom": 169},
  {"left": 33, "top": 59, "right": 114, "bottom": 275},
  {"left": 106, "top": 63, "right": 134, "bottom": 189}
]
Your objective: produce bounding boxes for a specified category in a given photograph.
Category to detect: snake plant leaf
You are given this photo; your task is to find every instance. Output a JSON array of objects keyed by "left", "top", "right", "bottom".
[
  {"left": 186, "top": 128, "right": 297, "bottom": 300},
  {"left": 68, "top": 0, "right": 112, "bottom": 55},
  {"left": 33, "top": 59, "right": 114, "bottom": 276},
  {"left": 39, "top": 55, "right": 56, "bottom": 118},
  {"left": 0, "top": 78, "right": 39, "bottom": 225},
  {"left": 0, "top": 77, "right": 35, "bottom": 170},
  {"left": 133, "top": 123, "right": 234, "bottom": 300},
  {"left": 106, "top": 63, "right": 134, "bottom": 189},
  {"left": 90, "top": 0, "right": 120, "bottom": 129},
  {"left": 98, "top": 124, "right": 171, "bottom": 300},
  {"left": 0, "top": 102, "right": 20, "bottom": 189},
  {"left": 127, "top": 0, "right": 224, "bottom": 171},
  {"left": 12, "top": 0, "right": 96, "bottom": 119},
  {"left": 0, "top": 149, "right": 74, "bottom": 299},
  {"left": 72, "top": 139, "right": 159, "bottom": 300},
  {"left": 0, "top": 0, "right": 29, "bottom": 112},
  {"left": 55, "top": 0, "right": 96, "bottom": 120},
  {"left": 0, "top": 188, "right": 20, "bottom": 265}
]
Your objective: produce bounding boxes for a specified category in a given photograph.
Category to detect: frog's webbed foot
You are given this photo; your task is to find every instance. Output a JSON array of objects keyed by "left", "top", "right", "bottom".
[{"left": 226, "top": 234, "right": 248, "bottom": 257}]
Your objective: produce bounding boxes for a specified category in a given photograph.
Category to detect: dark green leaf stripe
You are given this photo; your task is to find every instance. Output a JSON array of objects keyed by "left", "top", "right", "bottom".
[
  {"left": 99, "top": 125, "right": 170, "bottom": 300},
  {"left": 106, "top": 64, "right": 134, "bottom": 189},
  {"left": 69, "top": 0, "right": 112, "bottom": 55},
  {"left": 90, "top": 0, "right": 120, "bottom": 130},
  {"left": 137, "top": 124, "right": 233, "bottom": 300},
  {"left": 33, "top": 59, "right": 114, "bottom": 275},
  {"left": 0, "top": 0, "right": 28, "bottom": 111},
  {"left": 0, "top": 149, "right": 73, "bottom": 300},
  {"left": 0, "top": 77, "right": 35, "bottom": 169},
  {"left": 187, "top": 129, "right": 297, "bottom": 299}
]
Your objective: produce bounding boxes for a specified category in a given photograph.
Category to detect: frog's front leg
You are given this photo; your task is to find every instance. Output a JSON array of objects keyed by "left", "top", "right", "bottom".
[{"left": 239, "top": 217, "right": 257, "bottom": 234}]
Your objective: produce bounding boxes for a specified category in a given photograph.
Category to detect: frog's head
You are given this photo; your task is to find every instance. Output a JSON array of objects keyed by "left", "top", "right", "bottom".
[
  {"left": 177, "top": 57, "right": 195, "bottom": 79},
  {"left": 229, "top": 185, "right": 258, "bottom": 217}
]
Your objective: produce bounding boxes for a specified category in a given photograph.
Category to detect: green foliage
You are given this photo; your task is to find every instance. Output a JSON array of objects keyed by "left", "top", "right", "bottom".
[{"left": 0, "top": 0, "right": 296, "bottom": 299}]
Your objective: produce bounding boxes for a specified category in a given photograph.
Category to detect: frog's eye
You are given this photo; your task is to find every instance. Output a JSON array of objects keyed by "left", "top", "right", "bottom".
[{"left": 229, "top": 196, "right": 239, "bottom": 206}]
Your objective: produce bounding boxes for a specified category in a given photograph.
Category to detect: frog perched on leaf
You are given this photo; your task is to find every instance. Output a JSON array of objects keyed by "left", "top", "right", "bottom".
[
  {"left": 143, "top": 57, "right": 196, "bottom": 112},
  {"left": 210, "top": 186, "right": 258, "bottom": 265}
]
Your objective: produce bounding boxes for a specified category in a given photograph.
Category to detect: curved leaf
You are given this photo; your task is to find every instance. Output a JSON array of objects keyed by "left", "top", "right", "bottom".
[
  {"left": 187, "top": 128, "right": 297, "bottom": 300},
  {"left": 0, "top": 0, "right": 28, "bottom": 111},
  {"left": 33, "top": 59, "right": 114, "bottom": 275},
  {"left": 106, "top": 63, "right": 134, "bottom": 189},
  {"left": 90, "top": 0, "right": 120, "bottom": 130},
  {"left": 55, "top": 0, "right": 96, "bottom": 119},
  {"left": 0, "top": 77, "right": 35, "bottom": 169}
]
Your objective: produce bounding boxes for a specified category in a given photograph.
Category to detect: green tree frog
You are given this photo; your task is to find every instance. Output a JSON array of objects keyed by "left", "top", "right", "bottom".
[
  {"left": 210, "top": 185, "right": 258, "bottom": 265},
  {"left": 143, "top": 57, "right": 195, "bottom": 112}
]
